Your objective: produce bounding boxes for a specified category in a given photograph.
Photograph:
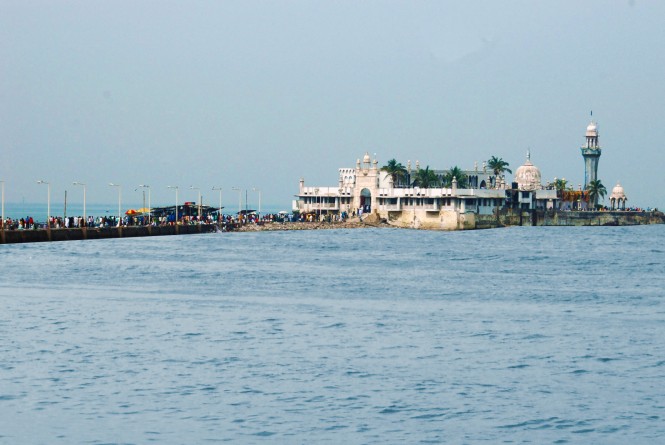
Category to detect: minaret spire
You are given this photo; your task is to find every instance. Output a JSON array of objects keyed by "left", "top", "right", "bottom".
[{"left": 581, "top": 117, "right": 602, "bottom": 205}]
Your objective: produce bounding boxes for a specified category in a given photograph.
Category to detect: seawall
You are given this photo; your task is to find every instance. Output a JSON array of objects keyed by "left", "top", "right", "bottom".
[
  {"left": 1, "top": 224, "right": 217, "bottom": 244},
  {"left": 494, "top": 210, "right": 665, "bottom": 228},
  {"left": 382, "top": 208, "right": 664, "bottom": 230}
]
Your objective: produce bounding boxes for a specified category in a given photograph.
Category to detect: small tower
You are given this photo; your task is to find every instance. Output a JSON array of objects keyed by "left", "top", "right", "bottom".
[
  {"left": 581, "top": 120, "right": 602, "bottom": 190},
  {"left": 353, "top": 152, "right": 380, "bottom": 213},
  {"left": 610, "top": 182, "right": 627, "bottom": 210}
]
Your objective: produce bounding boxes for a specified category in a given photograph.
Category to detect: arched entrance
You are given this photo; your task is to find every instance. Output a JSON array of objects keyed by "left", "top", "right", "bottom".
[{"left": 360, "top": 188, "right": 372, "bottom": 212}]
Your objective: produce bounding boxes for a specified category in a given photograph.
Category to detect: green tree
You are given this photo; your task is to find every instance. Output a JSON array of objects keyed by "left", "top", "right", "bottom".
[
  {"left": 553, "top": 178, "right": 568, "bottom": 193},
  {"left": 553, "top": 178, "right": 569, "bottom": 198},
  {"left": 412, "top": 166, "right": 441, "bottom": 188},
  {"left": 442, "top": 166, "right": 468, "bottom": 188},
  {"left": 553, "top": 178, "right": 569, "bottom": 209},
  {"left": 586, "top": 179, "right": 607, "bottom": 209},
  {"left": 380, "top": 159, "right": 408, "bottom": 187},
  {"left": 487, "top": 156, "right": 512, "bottom": 177}
]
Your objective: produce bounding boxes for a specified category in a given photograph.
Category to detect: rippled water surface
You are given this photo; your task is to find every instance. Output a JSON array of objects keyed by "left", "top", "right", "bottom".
[{"left": 1, "top": 225, "right": 664, "bottom": 444}]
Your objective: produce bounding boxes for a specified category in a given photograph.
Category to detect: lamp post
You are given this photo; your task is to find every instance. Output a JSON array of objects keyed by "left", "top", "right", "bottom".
[
  {"left": 138, "top": 184, "right": 151, "bottom": 224},
  {"left": 190, "top": 186, "right": 201, "bottom": 223},
  {"left": 1, "top": 180, "right": 4, "bottom": 231},
  {"left": 167, "top": 186, "right": 179, "bottom": 224},
  {"left": 212, "top": 187, "right": 222, "bottom": 223},
  {"left": 232, "top": 187, "right": 241, "bottom": 223},
  {"left": 109, "top": 183, "right": 121, "bottom": 225},
  {"left": 252, "top": 187, "right": 261, "bottom": 221},
  {"left": 73, "top": 181, "right": 86, "bottom": 225},
  {"left": 37, "top": 180, "right": 50, "bottom": 228},
  {"left": 314, "top": 187, "right": 319, "bottom": 222},
  {"left": 413, "top": 186, "right": 419, "bottom": 227}
]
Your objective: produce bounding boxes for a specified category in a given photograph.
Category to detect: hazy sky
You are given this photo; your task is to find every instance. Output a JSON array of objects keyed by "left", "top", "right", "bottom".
[{"left": 2, "top": 0, "right": 664, "bottom": 210}]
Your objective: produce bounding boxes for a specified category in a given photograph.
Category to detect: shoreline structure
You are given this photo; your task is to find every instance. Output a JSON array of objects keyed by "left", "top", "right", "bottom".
[
  {"left": 2, "top": 119, "right": 661, "bottom": 244},
  {"left": 290, "top": 119, "right": 652, "bottom": 230},
  {"left": 2, "top": 209, "right": 663, "bottom": 244}
]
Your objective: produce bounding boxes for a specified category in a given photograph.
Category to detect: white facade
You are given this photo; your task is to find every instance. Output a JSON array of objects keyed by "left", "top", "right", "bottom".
[{"left": 294, "top": 152, "right": 558, "bottom": 229}]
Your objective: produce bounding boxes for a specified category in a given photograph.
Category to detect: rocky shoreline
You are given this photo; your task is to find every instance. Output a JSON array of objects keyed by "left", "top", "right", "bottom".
[{"left": 233, "top": 218, "right": 390, "bottom": 232}]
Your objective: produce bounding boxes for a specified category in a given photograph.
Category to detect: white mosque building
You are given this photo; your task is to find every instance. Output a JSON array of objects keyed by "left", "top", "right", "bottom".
[
  {"left": 293, "top": 118, "right": 636, "bottom": 228},
  {"left": 293, "top": 151, "right": 557, "bottom": 230}
]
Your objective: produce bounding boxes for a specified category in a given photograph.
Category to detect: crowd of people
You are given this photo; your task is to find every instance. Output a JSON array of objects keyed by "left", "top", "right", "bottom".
[
  {"left": 1, "top": 212, "right": 316, "bottom": 230},
  {"left": 558, "top": 205, "right": 657, "bottom": 212},
  {"left": 1, "top": 214, "right": 215, "bottom": 230}
]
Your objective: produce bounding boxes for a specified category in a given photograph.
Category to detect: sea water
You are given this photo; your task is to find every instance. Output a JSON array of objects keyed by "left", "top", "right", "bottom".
[{"left": 0, "top": 225, "right": 663, "bottom": 444}]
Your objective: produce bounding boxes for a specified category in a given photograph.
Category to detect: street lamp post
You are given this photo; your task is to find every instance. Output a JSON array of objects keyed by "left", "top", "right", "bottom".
[
  {"left": 138, "top": 184, "right": 151, "bottom": 225},
  {"left": 190, "top": 186, "right": 201, "bottom": 223},
  {"left": 413, "top": 186, "right": 419, "bottom": 227},
  {"left": 1, "top": 180, "right": 4, "bottom": 231},
  {"left": 232, "top": 187, "right": 242, "bottom": 224},
  {"left": 212, "top": 187, "right": 222, "bottom": 223},
  {"left": 167, "top": 186, "right": 179, "bottom": 224},
  {"left": 36, "top": 180, "right": 50, "bottom": 228},
  {"left": 109, "top": 183, "right": 122, "bottom": 226},
  {"left": 73, "top": 181, "right": 86, "bottom": 225},
  {"left": 252, "top": 187, "right": 261, "bottom": 221},
  {"left": 314, "top": 188, "right": 319, "bottom": 222}
]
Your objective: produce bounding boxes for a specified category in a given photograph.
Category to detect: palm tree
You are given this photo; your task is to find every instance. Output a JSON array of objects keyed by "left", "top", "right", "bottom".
[
  {"left": 553, "top": 178, "right": 568, "bottom": 198},
  {"left": 553, "top": 178, "right": 568, "bottom": 193},
  {"left": 586, "top": 179, "right": 607, "bottom": 209},
  {"left": 487, "top": 156, "right": 512, "bottom": 177},
  {"left": 553, "top": 178, "right": 569, "bottom": 209},
  {"left": 442, "top": 166, "right": 468, "bottom": 188},
  {"left": 412, "top": 166, "right": 440, "bottom": 188},
  {"left": 381, "top": 159, "right": 408, "bottom": 187}
]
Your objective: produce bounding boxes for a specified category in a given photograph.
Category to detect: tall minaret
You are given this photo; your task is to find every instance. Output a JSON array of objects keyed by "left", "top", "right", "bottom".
[{"left": 581, "top": 119, "right": 601, "bottom": 190}]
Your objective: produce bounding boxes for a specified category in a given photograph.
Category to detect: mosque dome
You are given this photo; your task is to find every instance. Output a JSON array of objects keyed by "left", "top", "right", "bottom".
[
  {"left": 363, "top": 152, "right": 371, "bottom": 164},
  {"left": 610, "top": 182, "right": 626, "bottom": 200},
  {"left": 514, "top": 152, "right": 542, "bottom": 191},
  {"left": 586, "top": 121, "right": 598, "bottom": 136}
]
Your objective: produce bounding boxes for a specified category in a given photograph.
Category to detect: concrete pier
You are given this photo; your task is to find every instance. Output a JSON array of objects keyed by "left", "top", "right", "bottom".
[{"left": 1, "top": 224, "right": 216, "bottom": 244}]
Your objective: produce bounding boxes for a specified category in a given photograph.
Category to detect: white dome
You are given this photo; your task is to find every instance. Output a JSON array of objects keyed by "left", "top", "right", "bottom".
[
  {"left": 586, "top": 121, "right": 598, "bottom": 137},
  {"left": 363, "top": 152, "right": 371, "bottom": 164},
  {"left": 610, "top": 182, "right": 626, "bottom": 200},
  {"left": 514, "top": 154, "right": 542, "bottom": 191}
]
